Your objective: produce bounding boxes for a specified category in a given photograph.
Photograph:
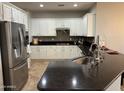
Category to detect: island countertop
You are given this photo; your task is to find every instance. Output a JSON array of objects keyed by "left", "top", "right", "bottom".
[{"left": 37, "top": 53, "right": 124, "bottom": 91}]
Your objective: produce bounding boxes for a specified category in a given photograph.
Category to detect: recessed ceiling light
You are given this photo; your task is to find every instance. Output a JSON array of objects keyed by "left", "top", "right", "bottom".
[
  {"left": 40, "top": 4, "right": 44, "bottom": 7},
  {"left": 73, "top": 4, "right": 78, "bottom": 7}
]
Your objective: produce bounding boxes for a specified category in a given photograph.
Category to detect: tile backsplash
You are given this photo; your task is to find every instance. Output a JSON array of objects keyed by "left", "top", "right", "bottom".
[
  {"left": 32, "top": 30, "right": 94, "bottom": 42},
  {"left": 32, "top": 36, "right": 94, "bottom": 43}
]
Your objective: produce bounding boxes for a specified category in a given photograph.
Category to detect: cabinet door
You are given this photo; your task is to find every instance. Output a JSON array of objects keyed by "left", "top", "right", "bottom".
[
  {"left": 55, "top": 18, "right": 64, "bottom": 28},
  {"left": 70, "top": 18, "right": 82, "bottom": 36},
  {"left": 3, "top": 4, "right": 12, "bottom": 21},
  {"left": 55, "top": 18, "right": 71, "bottom": 28},
  {"left": 0, "top": 3, "right": 2, "bottom": 20},
  {"left": 82, "top": 13, "right": 96, "bottom": 36},
  {"left": 35, "top": 47, "right": 40, "bottom": 59},
  {"left": 31, "top": 19, "right": 40, "bottom": 36},
  {"left": 30, "top": 47, "right": 36, "bottom": 59},
  {"left": 46, "top": 46, "right": 55, "bottom": 59},
  {"left": 40, "top": 46, "right": 47, "bottom": 59},
  {"left": 75, "top": 46, "right": 82, "bottom": 57},
  {"left": 11, "top": 8, "right": 18, "bottom": 23},
  {"left": 60, "top": 46, "right": 66, "bottom": 59},
  {"left": 87, "top": 14, "right": 96, "bottom": 36},
  {"left": 48, "top": 19, "right": 56, "bottom": 36},
  {"left": 30, "top": 46, "right": 35, "bottom": 59},
  {"left": 23, "top": 13, "right": 28, "bottom": 31},
  {"left": 30, "top": 46, "right": 40, "bottom": 59},
  {"left": 76, "top": 18, "right": 83, "bottom": 36},
  {"left": 82, "top": 15, "right": 88, "bottom": 36},
  {"left": 39, "top": 19, "right": 49, "bottom": 36},
  {"left": 70, "top": 19, "right": 76, "bottom": 36},
  {"left": 18, "top": 11, "right": 23, "bottom": 24},
  {"left": 66, "top": 46, "right": 74, "bottom": 59},
  {"left": 63, "top": 18, "right": 71, "bottom": 28},
  {"left": 106, "top": 75, "right": 121, "bottom": 91},
  {"left": 67, "top": 46, "right": 82, "bottom": 58},
  {"left": 70, "top": 46, "right": 76, "bottom": 58}
]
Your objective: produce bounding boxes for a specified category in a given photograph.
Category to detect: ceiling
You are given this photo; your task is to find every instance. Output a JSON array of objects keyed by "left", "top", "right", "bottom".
[{"left": 11, "top": 2, "right": 96, "bottom": 12}]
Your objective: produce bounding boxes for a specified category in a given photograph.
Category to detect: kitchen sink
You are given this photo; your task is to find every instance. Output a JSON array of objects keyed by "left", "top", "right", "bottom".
[{"left": 72, "top": 57, "right": 92, "bottom": 65}]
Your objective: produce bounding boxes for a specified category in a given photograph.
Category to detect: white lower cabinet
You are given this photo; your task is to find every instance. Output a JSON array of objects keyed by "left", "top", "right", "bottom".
[
  {"left": 106, "top": 75, "right": 121, "bottom": 91},
  {"left": 40, "top": 46, "right": 47, "bottom": 58},
  {"left": 30, "top": 46, "right": 40, "bottom": 59},
  {"left": 30, "top": 46, "right": 82, "bottom": 59},
  {"left": 46, "top": 46, "right": 56, "bottom": 59}
]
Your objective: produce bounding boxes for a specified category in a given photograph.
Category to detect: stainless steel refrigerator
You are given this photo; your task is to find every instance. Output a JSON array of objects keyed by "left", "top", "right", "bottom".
[
  {"left": 0, "top": 21, "right": 28, "bottom": 91},
  {"left": 0, "top": 46, "right": 3, "bottom": 91}
]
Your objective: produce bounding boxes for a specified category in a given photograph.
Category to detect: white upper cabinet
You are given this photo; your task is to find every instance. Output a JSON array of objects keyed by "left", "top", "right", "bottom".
[
  {"left": 55, "top": 18, "right": 71, "bottom": 28},
  {"left": 47, "top": 19, "right": 56, "bottom": 36},
  {"left": 3, "top": 4, "right": 12, "bottom": 21},
  {"left": 18, "top": 11, "right": 24, "bottom": 24},
  {"left": 31, "top": 18, "right": 56, "bottom": 36},
  {"left": 0, "top": 3, "right": 2, "bottom": 20},
  {"left": 39, "top": 19, "right": 49, "bottom": 36},
  {"left": 55, "top": 18, "right": 64, "bottom": 28},
  {"left": 31, "top": 19, "right": 40, "bottom": 36},
  {"left": 82, "top": 13, "right": 96, "bottom": 36},
  {"left": 63, "top": 19, "right": 71, "bottom": 28},
  {"left": 30, "top": 16, "right": 95, "bottom": 37},
  {"left": 70, "top": 18, "right": 83, "bottom": 36},
  {"left": 12, "top": 8, "right": 24, "bottom": 24},
  {"left": 11, "top": 8, "right": 18, "bottom": 23},
  {"left": 23, "top": 13, "right": 29, "bottom": 31},
  {"left": 2, "top": 3, "right": 29, "bottom": 31}
]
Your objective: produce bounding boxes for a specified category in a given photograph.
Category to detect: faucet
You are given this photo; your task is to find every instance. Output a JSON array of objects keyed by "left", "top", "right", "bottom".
[{"left": 89, "top": 43, "right": 104, "bottom": 63}]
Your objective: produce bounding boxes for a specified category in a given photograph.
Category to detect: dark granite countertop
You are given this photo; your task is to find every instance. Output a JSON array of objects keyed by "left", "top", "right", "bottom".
[
  {"left": 37, "top": 53, "right": 124, "bottom": 91},
  {"left": 30, "top": 40, "right": 84, "bottom": 46},
  {"left": 30, "top": 41, "right": 76, "bottom": 45}
]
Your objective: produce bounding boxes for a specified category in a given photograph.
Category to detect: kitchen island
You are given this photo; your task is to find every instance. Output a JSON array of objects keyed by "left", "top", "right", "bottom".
[{"left": 37, "top": 53, "right": 124, "bottom": 91}]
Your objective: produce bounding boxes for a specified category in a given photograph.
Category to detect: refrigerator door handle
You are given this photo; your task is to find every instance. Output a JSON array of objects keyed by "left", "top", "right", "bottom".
[
  {"left": 18, "top": 28, "right": 23, "bottom": 56},
  {"left": 13, "top": 62, "right": 27, "bottom": 71},
  {"left": 14, "top": 48, "right": 19, "bottom": 58}
]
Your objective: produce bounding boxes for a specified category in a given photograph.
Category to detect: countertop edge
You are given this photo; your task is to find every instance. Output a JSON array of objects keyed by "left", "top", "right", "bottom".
[{"left": 103, "top": 70, "right": 124, "bottom": 90}]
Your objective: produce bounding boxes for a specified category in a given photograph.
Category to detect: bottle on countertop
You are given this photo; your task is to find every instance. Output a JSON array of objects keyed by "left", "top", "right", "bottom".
[{"left": 32, "top": 38, "right": 38, "bottom": 45}]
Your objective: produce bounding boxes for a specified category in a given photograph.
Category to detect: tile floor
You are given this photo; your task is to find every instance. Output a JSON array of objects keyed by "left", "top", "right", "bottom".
[{"left": 22, "top": 60, "right": 48, "bottom": 91}]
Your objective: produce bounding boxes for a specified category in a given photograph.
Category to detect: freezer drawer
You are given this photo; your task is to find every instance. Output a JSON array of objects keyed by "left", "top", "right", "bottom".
[{"left": 10, "top": 61, "right": 28, "bottom": 91}]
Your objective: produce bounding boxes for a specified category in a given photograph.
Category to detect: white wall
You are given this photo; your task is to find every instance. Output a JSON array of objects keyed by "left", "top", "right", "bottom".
[
  {"left": 31, "top": 11, "right": 85, "bottom": 18},
  {"left": 96, "top": 3, "right": 124, "bottom": 54},
  {"left": 89, "top": 4, "right": 96, "bottom": 14}
]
